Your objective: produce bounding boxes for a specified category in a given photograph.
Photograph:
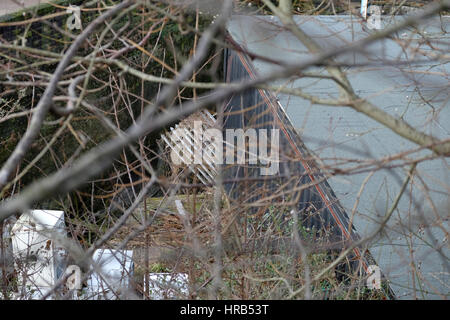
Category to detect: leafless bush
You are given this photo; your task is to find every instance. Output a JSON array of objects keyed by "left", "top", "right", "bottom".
[{"left": 0, "top": 0, "right": 448, "bottom": 300}]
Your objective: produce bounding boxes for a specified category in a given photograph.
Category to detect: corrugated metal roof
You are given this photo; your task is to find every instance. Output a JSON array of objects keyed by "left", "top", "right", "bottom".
[{"left": 226, "top": 14, "right": 449, "bottom": 299}]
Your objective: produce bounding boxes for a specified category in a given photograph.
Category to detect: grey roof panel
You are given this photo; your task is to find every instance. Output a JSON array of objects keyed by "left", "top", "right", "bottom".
[{"left": 227, "top": 15, "right": 449, "bottom": 299}]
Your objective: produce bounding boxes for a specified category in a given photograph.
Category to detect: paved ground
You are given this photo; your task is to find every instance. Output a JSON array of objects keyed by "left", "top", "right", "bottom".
[{"left": 0, "top": 0, "right": 53, "bottom": 17}]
